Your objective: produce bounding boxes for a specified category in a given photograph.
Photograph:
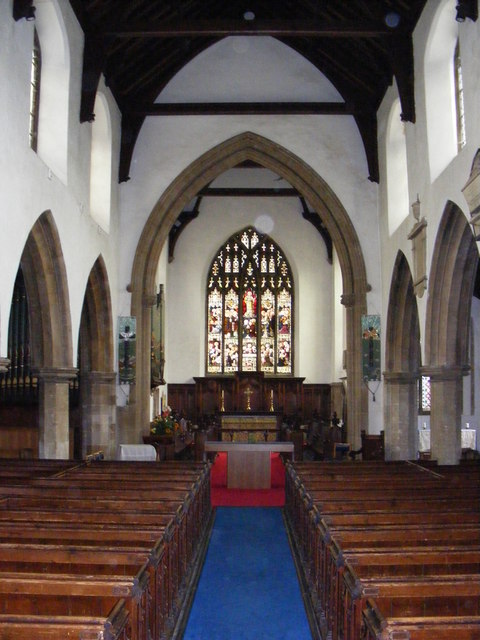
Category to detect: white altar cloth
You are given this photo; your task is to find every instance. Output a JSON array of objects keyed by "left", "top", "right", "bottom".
[
  {"left": 418, "top": 428, "right": 477, "bottom": 452},
  {"left": 118, "top": 444, "right": 157, "bottom": 461}
]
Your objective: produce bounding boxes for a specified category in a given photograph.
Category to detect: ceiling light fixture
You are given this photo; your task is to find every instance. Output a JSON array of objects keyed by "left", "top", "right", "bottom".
[
  {"left": 243, "top": 10, "right": 255, "bottom": 21},
  {"left": 384, "top": 11, "right": 401, "bottom": 28}
]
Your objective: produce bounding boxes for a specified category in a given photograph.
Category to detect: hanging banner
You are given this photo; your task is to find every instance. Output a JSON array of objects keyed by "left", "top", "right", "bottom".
[
  {"left": 361, "top": 314, "right": 381, "bottom": 381},
  {"left": 118, "top": 316, "right": 136, "bottom": 384},
  {"left": 151, "top": 284, "right": 165, "bottom": 388}
]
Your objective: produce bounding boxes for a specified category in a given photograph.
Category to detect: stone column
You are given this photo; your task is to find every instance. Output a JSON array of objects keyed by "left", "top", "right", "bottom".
[
  {"left": 36, "top": 367, "right": 78, "bottom": 460},
  {"left": 342, "top": 292, "right": 368, "bottom": 451},
  {"left": 81, "top": 371, "right": 117, "bottom": 460},
  {"left": 383, "top": 371, "right": 418, "bottom": 460},
  {"left": 424, "top": 366, "right": 466, "bottom": 465}
]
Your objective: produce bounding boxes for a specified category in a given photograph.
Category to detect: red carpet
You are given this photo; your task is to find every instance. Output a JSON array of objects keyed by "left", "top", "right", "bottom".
[{"left": 210, "top": 452, "right": 286, "bottom": 507}]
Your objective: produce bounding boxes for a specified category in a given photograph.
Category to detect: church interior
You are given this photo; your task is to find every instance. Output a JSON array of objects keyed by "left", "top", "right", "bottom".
[{"left": 0, "top": 0, "right": 480, "bottom": 638}]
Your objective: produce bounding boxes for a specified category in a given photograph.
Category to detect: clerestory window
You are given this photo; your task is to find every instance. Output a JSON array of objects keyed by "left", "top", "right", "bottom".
[
  {"left": 454, "top": 40, "right": 466, "bottom": 151},
  {"left": 206, "top": 226, "right": 293, "bottom": 375},
  {"left": 29, "top": 29, "right": 41, "bottom": 152}
]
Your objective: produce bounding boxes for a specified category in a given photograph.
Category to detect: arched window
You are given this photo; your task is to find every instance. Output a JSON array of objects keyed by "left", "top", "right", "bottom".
[
  {"left": 206, "top": 226, "right": 293, "bottom": 375},
  {"left": 386, "top": 97, "right": 409, "bottom": 234},
  {"left": 29, "top": 29, "right": 41, "bottom": 152},
  {"left": 90, "top": 91, "right": 112, "bottom": 233},
  {"left": 424, "top": 0, "right": 458, "bottom": 181},
  {"left": 454, "top": 40, "right": 466, "bottom": 151}
]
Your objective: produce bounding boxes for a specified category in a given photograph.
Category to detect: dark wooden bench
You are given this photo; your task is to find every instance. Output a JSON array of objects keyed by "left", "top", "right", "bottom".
[
  {"left": 338, "top": 563, "right": 480, "bottom": 640},
  {"left": 0, "top": 458, "right": 213, "bottom": 640},
  {"left": 284, "top": 459, "right": 480, "bottom": 640},
  {"left": 0, "top": 566, "right": 153, "bottom": 640},
  {"left": 361, "top": 598, "right": 480, "bottom": 640},
  {"left": 0, "top": 598, "right": 130, "bottom": 640}
]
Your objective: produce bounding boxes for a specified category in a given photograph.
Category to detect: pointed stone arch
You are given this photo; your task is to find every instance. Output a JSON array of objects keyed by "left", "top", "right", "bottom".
[
  {"left": 383, "top": 251, "right": 420, "bottom": 460},
  {"left": 79, "top": 255, "right": 114, "bottom": 373},
  {"left": 20, "top": 210, "right": 76, "bottom": 458},
  {"left": 424, "top": 201, "right": 478, "bottom": 464},
  {"left": 78, "top": 255, "right": 116, "bottom": 459},
  {"left": 21, "top": 211, "right": 73, "bottom": 369},
  {"left": 129, "top": 131, "right": 369, "bottom": 447}
]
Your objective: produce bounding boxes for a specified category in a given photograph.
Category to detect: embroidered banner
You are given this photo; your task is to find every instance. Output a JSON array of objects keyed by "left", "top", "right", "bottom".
[
  {"left": 361, "top": 314, "right": 381, "bottom": 381},
  {"left": 151, "top": 285, "right": 165, "bottom": 388},
  {"left": 118, "top": 316, "right": 136, "bottom": 384}
]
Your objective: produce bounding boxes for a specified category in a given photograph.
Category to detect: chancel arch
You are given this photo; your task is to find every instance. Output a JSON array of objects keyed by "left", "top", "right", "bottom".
[
  {"left": 19, "top": 211, "right": 76, "bottom": 458},
  {"left": 383, "top": 252, "right": 420, "bottom": 460},
  {"left": 77, "top": 255, "right": 116, "bottom": 459},
  {"left": 424, "top": 201, "right": 478, "bottom": 464},
  {"left": 129, "top": 131, "right": 369, "bottom": 449}
]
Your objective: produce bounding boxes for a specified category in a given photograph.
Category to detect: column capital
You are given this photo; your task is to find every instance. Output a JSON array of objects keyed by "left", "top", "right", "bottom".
[
  {"left": 420, "top": 364, "right": 469, "bottom": 381},
  {"left": 83, "top": 370, "right": 116, "bottom": 384},
  {"left": 33, "top": 367, "right": 78, "bottom": 383},
  {"left": 0, "top": 357, "right": 10, "bottom": 374},
  {"left": 340, "top": 292, "right": 355, "bottom": 307},
  {"left": 382, "top": 370, "right": 419, "bottom": 384}
]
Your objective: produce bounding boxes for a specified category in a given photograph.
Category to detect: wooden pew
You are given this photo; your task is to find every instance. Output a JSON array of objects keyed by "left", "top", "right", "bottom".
[
  {"left": 0, "top": 598, "right": 130, "bottom": 640},
  {"left": 339, "top": 564, "right": 480, "bottom": 640},
  {"left": 284, "top": 459, "right": 480, "bottom": 640},
  {"left": 0, "top": 568, "right": 153, "bottom": 640},
  {"left": 0, "top": 458, "right": 213, "bottom": 640},
  {"left": 0, "top": 540, "right": 169, "bottom": 639},
  {"left": 361, "top": 597, "right": 480, "bottom": 640}
]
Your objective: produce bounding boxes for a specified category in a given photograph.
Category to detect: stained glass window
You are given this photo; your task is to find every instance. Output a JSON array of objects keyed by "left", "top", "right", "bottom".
[
  {"left": 420, "top": 375, "right": 431, "bottom": 413},
  {"left": 207, "top": 226, "right": 293, "bottom": 375}
]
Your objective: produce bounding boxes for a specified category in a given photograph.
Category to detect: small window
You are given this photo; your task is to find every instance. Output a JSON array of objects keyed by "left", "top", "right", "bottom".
[
  {"left": 454, "top": 40, "right": 466, "bottom": 151},
  {"left": 29, "top": 29, "right": 41, "bottom": 152},
  {"left": 419, "top": 375, "right": 431, "bottom": 413}
]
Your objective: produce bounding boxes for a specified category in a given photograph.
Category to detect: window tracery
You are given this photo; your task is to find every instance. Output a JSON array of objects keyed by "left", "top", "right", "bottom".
[{"left": 206, "top": 227, "right": 293, "bottom": 375}]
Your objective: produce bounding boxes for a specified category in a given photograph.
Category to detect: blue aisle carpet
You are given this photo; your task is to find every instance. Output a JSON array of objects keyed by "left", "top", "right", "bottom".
[{"left": 183, "top": 507, "right": 312, "bottom": 640}]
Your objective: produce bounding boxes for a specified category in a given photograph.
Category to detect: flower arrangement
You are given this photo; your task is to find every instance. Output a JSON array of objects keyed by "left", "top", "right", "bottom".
[{"left": 150, "top": 406, "right": 178, "bottom": 436}]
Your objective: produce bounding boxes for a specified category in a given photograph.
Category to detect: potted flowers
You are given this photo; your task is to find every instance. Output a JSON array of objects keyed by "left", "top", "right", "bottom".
[{"left": 150, "top": 406, "right": 177, "bottom": 439}]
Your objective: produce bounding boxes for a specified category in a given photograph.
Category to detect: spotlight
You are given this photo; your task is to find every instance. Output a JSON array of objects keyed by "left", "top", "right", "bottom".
[{"left": 384, "top": 11, "right": 401, "bottom": 28}]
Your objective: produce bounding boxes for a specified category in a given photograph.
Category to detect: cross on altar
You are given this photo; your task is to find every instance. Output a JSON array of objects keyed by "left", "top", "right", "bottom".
[{"left": 244, "top": 385, "right": 253, "bottom": 411}]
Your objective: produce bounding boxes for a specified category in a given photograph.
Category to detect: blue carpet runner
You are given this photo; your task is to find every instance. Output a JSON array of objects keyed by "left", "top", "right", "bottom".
[{"left": 182, "top": 507, "right": 312, "bottom": 639}]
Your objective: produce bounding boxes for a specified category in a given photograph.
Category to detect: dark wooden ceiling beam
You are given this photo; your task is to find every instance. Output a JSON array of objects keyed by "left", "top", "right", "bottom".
[
  {"left": 387, "top": 34, "right": 416, "bottom": 123},
  {"left": 127, "top": 102, "right": 355, "bottom": 116},
  {"left": 353, "top": 111, "right": 379, "bottom": 183},
  {"left": 102, "top": 19, "right": 405, "bottom": 38},
  {"left": 80, "top": 33, "right": 106, "bottom": 123},
  {"left": 198, "top": 187, "right": 299, "bottom": 197}
]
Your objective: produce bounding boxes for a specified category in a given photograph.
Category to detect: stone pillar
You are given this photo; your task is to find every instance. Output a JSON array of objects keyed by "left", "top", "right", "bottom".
[
  {"left": 425, "top": 366, "right": 465, "bottom": 465},
  {"left": 81, "top": 371, "right": 116, "bottom": 460},
  {"left": 330, "top": 382, "right": 345, "bottom": 421},
  {"left": 342, "top": 292, "right": 368, "bottom": 451},
  {"left": 36, "top": 367, "right": 78, "bottom": 460},
  {"left": 383, "top": 371, "right": 418, "bottom": 460}
]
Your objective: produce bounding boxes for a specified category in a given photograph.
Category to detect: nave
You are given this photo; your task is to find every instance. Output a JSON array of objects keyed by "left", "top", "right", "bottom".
[
  {"left": 182, "top": 507, "right": 312, "bottom": 640},
  {"left": 0, "top": 455, "right": 479, "bottom": 639}
]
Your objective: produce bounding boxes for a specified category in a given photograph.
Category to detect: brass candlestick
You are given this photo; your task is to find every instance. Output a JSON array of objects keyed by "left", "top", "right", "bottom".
[{"left": 244, "top": 385, "right": 253, "bottom": 411}]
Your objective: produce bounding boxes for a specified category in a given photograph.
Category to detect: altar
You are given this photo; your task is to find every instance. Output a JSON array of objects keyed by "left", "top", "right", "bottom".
[
  {"left": 204, "top": 441, "right": 294, "bottom": 488},
  {"left": 220, "top": 413, "right": 279, "bottom": 442}
]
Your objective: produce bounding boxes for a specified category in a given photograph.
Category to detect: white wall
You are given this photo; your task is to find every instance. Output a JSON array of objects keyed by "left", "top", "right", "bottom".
[
  {"left": 0, "top": 1, "right": 122, "bottom": 366},
  {"left": 166, "top": 196, "right": 332, "bottom": 383}
]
